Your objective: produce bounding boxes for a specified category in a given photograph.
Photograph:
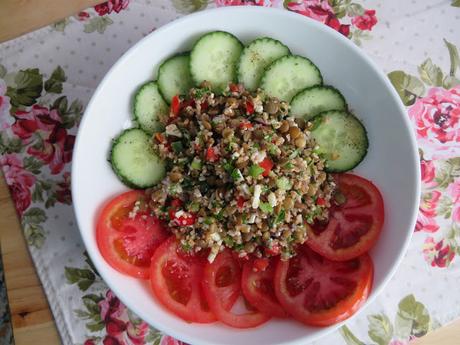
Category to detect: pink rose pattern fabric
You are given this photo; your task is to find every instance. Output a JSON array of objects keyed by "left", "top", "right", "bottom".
[{"left": 0, "top": 1, "right": 459, "bottom": 345}]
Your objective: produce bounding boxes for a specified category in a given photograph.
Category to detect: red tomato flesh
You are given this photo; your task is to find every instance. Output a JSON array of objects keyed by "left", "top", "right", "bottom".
[
  {"left": 202, "top": 249, "right": 271, "bottom": 328},
  {"left": 96, "top": 191, "right": 169, "bottom": 279},
  {"left": 306, "top": 173, "right": 384, "bottom": 261},
  {"left": 242, "top": 257, "right": 289, "bottom": 318},
  {"left": 150, "top": 237, "right": 217, "bottom": 323},
  {"left": 259, "top": 158, "right": 274, "bottom": 177},
  {"left": 274, "top": 245, "right": 373, "bottom": 326}
]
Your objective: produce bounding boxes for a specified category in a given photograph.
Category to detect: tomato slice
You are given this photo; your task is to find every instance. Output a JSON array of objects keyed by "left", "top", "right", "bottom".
[
  {"left": 274, "top": 245, "right": 373, "bottom": 326},
  {"left": 96, "top": 191, "right": 169, "bottom": 279},
  {"left": 242, "top": 258, "right": 289, "bottom": 318},
  {"left": 202, "top": 249, "right": 271, "bottom": 328},
  {"left": 306, "top": 173, "right": 384, "bottom": 261},
  {"left": 150, "top": 237, "right": 216, "bottom": 323}
]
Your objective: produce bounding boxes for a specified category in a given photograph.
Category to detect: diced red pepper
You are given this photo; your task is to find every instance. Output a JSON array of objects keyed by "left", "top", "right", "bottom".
[
  {"left": 170, "top": 95, "right": 180, "bottom": 117},
  {"left": 259, "top": 158, "right": 274, "bottom": 177},
  {"left": 264, "top": 244, "right": 280, "bottom": 257},
  {"left": 181, "top": 99, "right": 196, "bottom": 109},
  {"left": 206, "top": 147, "right": 219, "bottom": 162},
  {"left": 229, "top": 83, "right": 239, "bottom": 93},
  {"left": 253, "top": 258, "right": 269, "bottom": 272},
  {"left": 154, "top": 133, "right": 166, "bottom": 143},
  {"left": 317, "top": 197, "right": 326, "bottom": 206},
  {"left": 245, "top": 100, "right": 254, "bottom": 115},
  {"left": 237, "top": 196, "right": 246, "bottom": 208},
  {"left": 239, "top": 121, "right": 253, "bottom": 130}
]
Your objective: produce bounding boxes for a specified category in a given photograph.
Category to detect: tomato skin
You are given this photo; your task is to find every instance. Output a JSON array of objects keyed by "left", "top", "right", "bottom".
[
  {"left": 242, "top": 257, "right": 289, "bottom": 318},
  {"left": 274, "top": 246, "right": 373, "bottom": 327},
  {"left": 206, "top": 147, "right": 219, "bottom": 162},
  {"left": 150, "top": 237, "right": 217, "bottom": 323},
  {"left": 229, "top": 83, "right": 239, "bottom": 93},
  {"left": 202, "top": 249, "right": 271, "bottom": 328},
  {"left": 239, "top": 121, "right": 253, "bottom": 130},
  {"left": 306, "top": 173, "right": 385, "bottom": 261},
  {"left": 259, "top": 158, "right": 274, "bottom": 177},
  {"left": 96, "top": 191, "right": 169, "bottom": 279},
  {"left": 245, "top": 101, "right": 254, "bottom": 115},
  {"left": 170, "top": 95, "right": 180, "bottom": 117},
  {"left": 237, "top": 196, "right": 246, "bottom": 209}
]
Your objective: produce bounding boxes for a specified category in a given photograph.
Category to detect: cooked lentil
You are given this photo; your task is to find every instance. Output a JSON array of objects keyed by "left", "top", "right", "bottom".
[{"left": 147, "top": 83, "right": 335, "bottom": 261}]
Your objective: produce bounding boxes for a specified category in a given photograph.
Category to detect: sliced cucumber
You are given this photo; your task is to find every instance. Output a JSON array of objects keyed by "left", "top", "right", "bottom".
[
  {"left": 237, "top": 37, "right": 290, "bottom": 91},
  {"left": 133, "top": 81, "right": 168, "bottom": 134},
  {"left": 111, "top": 128, "right": 165, "bottom": 189},
  {"left": 290, "top": 85, "right": 347, "bottom": 120},
  {"left": 158, "top": 53, "right": 193, "bottom": 104},
  {"left": 260, "top": 55, "right": 323, "bottom": 102},
  {"left": 311, "top": 111, "right": 368, "bottom": 172},
  {"left": 190, "top": 31, "right": 243, "bottom": 92}
]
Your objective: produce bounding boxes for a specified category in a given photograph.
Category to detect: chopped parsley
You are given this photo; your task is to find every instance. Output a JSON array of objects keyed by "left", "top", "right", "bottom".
[{"left": 249, "top": 164, "right": 265, "bottom": 177}]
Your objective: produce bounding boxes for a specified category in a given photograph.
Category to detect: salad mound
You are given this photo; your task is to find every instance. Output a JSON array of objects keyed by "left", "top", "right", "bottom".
[{"left": 148, "top": 83, "right": 335, "bottom": 261}]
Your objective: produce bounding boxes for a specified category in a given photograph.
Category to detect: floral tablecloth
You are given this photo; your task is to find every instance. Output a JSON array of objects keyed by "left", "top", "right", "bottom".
[{"left": 0, "top": 1, "right": 459, "bottom": 344}]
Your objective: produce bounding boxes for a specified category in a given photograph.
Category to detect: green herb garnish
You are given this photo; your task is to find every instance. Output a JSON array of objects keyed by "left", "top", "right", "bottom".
[
  {"left": 231, "top": 168, "right": 244, "bottom": 182},
  {"left": 276, "top": 177, "right": 292, "bottom": 190},
  {"left": 190, "top": 157, "right": 202, "bottom": 170},
  {"left": 249, "top": 164, "right": 265, "bottom": 178},
  {"left": 274, "top": 209, "right": 286, "bottom": 224},
  {"left": 259, "top": 202, "right": 273, "bottom": 214}
]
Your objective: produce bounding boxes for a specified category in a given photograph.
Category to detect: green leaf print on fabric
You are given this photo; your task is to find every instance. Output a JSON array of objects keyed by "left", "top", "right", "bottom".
[
  {"left": 145, "top": 329, "right": 163, "bottom": 344},
  {"left": 44, "top": 66, "right": 67, "bottom": 94},
  {"left": 435, "top": 158, "right": 460, "bottom": 189},
  {"left": 83, "top": 17, "right": 114, "bottom": 34},
  {"left": 22, "top": 207, "right": 47, "bottom": 224},
  {"left": 51, "top": 96, "right": 83, "bottom": 129},
  {"left": 395, "top": 294, "right": 431, "bottom": 339},
  {"left": 387, "top": 71, "right": 425, "bottom": 106},
  {"left": 368, "top": 314, "right": 393, "bottom": 345},
  {"left": 340, "top": 295, "right": 433, "bottom": 345},
  {"left": 444, "top": 38, "right": 460, "bottom": 76},
  {"left": 453, "top": 0, "right": 460, "bottom": 7},
  {"left": 346, "top": 3, "right": 365, "bottom": 16},
  {"left": 171, "top": 0, "right": 209, "bottom": 13},
  {"left": 340, "top": 325, "right": 366, "bottom": 345},
  {"left": 6, "top": 68, "right": 43, "bottom": 108},
  {"left": 22, "top": 207, "right": 48, "bottom": 249},
  {"left": 0, "top": 64, "right": 6, "bottom": 78},
  {"left": 65, "top": 267, "right": 96, "bottom": 291},
  {"left": 51, "top": 19, "right": 71, "bottom": 32},
  {"left": 0, "top": 132, "right": 23, "bottom": 154},
  {"left": 23, "top": 156, "right": 44, "bottom": 175},
  {"left": 418, "top": 59, "right": 444, "bottom": 86}
]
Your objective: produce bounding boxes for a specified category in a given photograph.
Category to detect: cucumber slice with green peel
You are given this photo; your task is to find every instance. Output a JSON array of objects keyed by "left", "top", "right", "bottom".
[
  {"left": 158, "top": 53, "right": 193, "bottom": 104},
  {"left": 190, "top": 31, "right": 243, "bottom": 93},
  {"left": 260, "top": 55, "right": 323, "bottom": 102},
  {"left": 237, "top": 37, "right": 290, "bottom": 91},
  {"left": 311, "top": 111, "right": 368, "bottom": 172},
  {"left": 290, "top": 85, "right": 347, "bottom": 120},
  {"left": 133, "top": 81, "right": 168, "bottom": 134},
  {"left": 110, "top": 128, "right": 165, "bottom": 189}
]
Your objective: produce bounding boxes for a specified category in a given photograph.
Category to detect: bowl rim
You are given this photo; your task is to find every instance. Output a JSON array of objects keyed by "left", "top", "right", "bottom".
[{"left": 72, "top": 6, "right": 421, "bottom": 345}]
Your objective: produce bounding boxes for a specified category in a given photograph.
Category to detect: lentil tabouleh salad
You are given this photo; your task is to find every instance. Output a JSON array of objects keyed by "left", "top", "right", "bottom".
[{"left": 96, "top": 32, "right": 384, "bottom": 329}]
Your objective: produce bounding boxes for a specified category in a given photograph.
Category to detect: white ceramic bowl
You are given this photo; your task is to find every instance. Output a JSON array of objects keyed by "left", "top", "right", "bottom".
[{"left": 72, "top": 6, "right": 420, "bottom": 345}]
